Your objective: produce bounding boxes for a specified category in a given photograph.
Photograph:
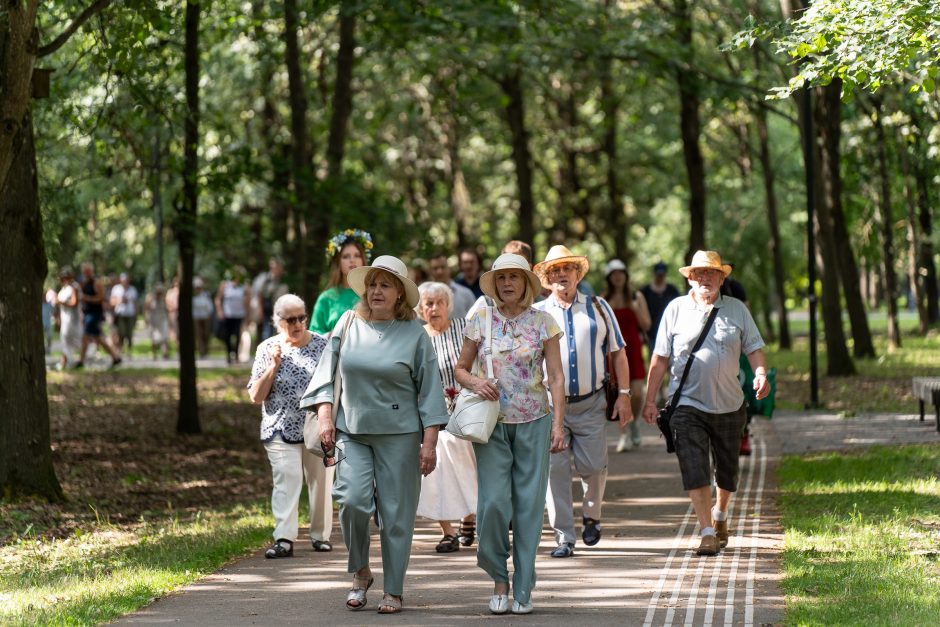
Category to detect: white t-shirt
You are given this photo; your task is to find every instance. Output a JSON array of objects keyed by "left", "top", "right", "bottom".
[{"left": 111, "top": 284, "right": 139, "bottom": 317}]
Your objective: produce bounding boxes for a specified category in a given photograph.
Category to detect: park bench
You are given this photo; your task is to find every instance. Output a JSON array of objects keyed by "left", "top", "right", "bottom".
[{"left": 911, "top": 377, "right": 940, "bottom": 432}]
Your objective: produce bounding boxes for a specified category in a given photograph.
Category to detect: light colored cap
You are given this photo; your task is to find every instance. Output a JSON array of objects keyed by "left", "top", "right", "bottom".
[
  {"left": 348, "top": 255, "right": 420, "bottom": 308},
  {"left": 679, "top": 250, "right": 732, "bottom": 278},
  {"left": 533, "top": 245, "right": 590, "bottom": 288},
  {"left": 479, "top": 254, "right": 542, "bottom": 302},
  {"left": 604, "top": 259, "right": 627, "bottom": 276}
]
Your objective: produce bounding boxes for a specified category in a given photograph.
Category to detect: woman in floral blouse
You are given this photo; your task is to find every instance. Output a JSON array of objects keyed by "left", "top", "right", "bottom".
[
  {"left": 454, "top": 253, "right": 566, "bottom": 616},
  {"left": 248, "top": 294, "right": 330, "bottom": 558}
]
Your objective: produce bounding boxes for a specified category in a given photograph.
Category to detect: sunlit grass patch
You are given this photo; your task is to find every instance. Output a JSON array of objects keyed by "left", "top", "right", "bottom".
[
  {"left": 779, "top": 444, "right": 940, "bottom": 625},
  {"left": 0, "top": 503, "right": 271, "bottom": 625}
]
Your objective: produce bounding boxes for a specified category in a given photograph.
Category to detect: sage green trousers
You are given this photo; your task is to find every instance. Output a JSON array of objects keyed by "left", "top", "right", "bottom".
[
  {"left": 333, "top": 431, "right": 421, "bottom": 596},
  {"left": 472, "top": 414, "right": 551, "bottom": 605}
]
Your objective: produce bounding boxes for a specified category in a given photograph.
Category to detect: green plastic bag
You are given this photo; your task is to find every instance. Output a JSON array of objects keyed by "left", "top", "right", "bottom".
[{"left": 739, "top": 354, "right": 776, "bottom": 418}]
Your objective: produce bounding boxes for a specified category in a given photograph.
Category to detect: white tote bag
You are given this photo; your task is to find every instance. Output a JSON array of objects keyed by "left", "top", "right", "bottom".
[
  {"left": 303, "top": 312, "right": 353, "bottom": 457},
  {"left": 446, "top": 307, "right": 499, "bottom": 444}
]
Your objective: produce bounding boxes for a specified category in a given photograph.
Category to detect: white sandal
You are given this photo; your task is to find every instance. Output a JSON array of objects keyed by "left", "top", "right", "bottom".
[{"left": 345, "top": 574, "right": 373, "bottom": 610}]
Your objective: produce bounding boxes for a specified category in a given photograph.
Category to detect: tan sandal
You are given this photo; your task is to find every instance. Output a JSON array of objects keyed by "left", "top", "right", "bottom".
[
  {"left": 377, "top": 593, "right": 403, "bottom": 614},
  {"left": 346, "top": 573, "right": 373, "bottom": 610}
]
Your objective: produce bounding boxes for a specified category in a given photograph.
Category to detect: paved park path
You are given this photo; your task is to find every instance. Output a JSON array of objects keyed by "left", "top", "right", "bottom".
[{"left": 114, "top": 409, "right": 937, "bottom": 626}]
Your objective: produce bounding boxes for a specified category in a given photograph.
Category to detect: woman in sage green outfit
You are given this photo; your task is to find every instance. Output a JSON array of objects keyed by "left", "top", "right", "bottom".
[
  {"left": 454, "top": 253, "right": 567, "bottom": 616},
  {"left": 308, "top": 229, "right": 372, "bottom": 335},
  {"left": 302, "top": 255, "right": 449, "bottom": 615}
]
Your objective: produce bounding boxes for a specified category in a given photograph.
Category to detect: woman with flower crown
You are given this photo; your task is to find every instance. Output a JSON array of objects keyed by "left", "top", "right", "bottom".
[{"left": 309, "top": 229, "right": 373, "bottom": 335}]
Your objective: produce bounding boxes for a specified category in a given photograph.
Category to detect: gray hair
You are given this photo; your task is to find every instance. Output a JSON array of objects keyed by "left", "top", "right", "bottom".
[
  {"left": 272, "top": 293, "right": 306, "bottom": 325},
  {"left": 417, "top": 281, "right": 454, "bottom": 315}
]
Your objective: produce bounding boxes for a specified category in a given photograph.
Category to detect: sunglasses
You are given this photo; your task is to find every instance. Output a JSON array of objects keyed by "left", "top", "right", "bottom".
[
  {"left": 283, "top": 315, "right": 308, "bottom": 326},
  {"left": 321, "top": 442, "right": 345, "bottom": 468}
]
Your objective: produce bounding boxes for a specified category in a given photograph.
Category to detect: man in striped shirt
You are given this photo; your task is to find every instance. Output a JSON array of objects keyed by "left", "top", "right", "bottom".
[{"left": 534, "top": 245, "right": 635, "bottom": 558}]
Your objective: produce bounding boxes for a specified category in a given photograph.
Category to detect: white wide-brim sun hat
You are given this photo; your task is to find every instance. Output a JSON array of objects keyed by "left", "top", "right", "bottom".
[
  {"left": 347, "top": 255, "right": 421, "bottom": 308},
  {"left": 479, "top": 253, "right": 542, "bottom": 302}
]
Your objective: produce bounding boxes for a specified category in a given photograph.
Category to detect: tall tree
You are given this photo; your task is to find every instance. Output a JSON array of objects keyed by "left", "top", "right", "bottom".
[
  {"left": 1, "top": 0, "right": 113, "bottom": 499},
  {"left": 499, "top": 68, "right": 536, "bottom": 251},
  {"left": 176, "top": 0, "right": 200, "bottom": 434},
  {"left": 673, "top": 0, "right": 707, "bottom": 258}
]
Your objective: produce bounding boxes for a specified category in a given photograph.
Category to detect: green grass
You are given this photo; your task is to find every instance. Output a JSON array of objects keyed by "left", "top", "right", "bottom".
[
  {"left": 779, "top": 444, "right": 940, "bottom": 625},
  {"left": 0, "top": 502, "right": 273, "bottom": 625},
  {"left": 764, "top": 331, "right": 940, "bottom": 413}
]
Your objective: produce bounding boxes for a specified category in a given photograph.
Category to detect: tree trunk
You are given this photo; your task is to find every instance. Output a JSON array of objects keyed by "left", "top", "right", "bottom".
[
  {"left": 499, "top": 69, "right": 536, "bottom": 254},
  {"left": 176, "top": 0, "right": 200, "bottom": 434},
  {"left": 753, "top": 97, "right": 791, "bottom": 349},
  {"left": 816, "top": 82, "right": 873, "bottom": 361},
  {"left": 0, "top": 109, "right": 63, "bottom": 500},
  {"left": 674, "top": 0, "right": 706, "bottom": 260},
  {"left": 151, "top": 132, "right": 165, "bottom": 285},
  {"left": 870, "top": 97, "right": 901, "bottom": 348},
  {"left": 284, "top": 0, "right": 313, "bottom": 301},
  {"left": 907, "top": 106, "right": 939, "bottom": 324},
  {"left": 441, "top": 84, "right": 471, "bottom": 251},
  {"left": 557, "top": 89, "right": 590, "bottom": 241},
  {"left": 600, "top": 53, "right": 628, "bottom": 262},
  {"left": 809, "top": 85, "right": 855, "bottom": 375}
]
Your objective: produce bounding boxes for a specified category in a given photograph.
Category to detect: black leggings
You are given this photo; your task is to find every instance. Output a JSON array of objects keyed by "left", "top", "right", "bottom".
[{"left": 223, "top": 317, "right": 243, "bottom": 359}]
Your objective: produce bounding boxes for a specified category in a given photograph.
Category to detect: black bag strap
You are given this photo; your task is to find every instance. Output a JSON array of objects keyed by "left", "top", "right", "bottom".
[{"left": 667, "top": 306, "right": 720, "bottom": 409}]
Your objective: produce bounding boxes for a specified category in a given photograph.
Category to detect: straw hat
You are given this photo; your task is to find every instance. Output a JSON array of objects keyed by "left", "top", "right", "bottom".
[
  {"left": 678, "top": 250, "right": 732, "bottom": 278},
  {"left": 348, "top": 255, "right": 421, "bottom": 308},
  {"left": 533, "top": 245, "right": 590, "bottom": 288},
  {"left": 479, "top": 253, "right": 542, "bottom": 302}
]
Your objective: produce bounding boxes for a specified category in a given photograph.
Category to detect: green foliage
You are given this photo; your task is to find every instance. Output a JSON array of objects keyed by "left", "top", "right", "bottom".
[
  {"left": 779, "top": 444, "right": 940, "bottom": 625},
  {"left": 733, "top": 0, "right": 940, "bottom": 98}
]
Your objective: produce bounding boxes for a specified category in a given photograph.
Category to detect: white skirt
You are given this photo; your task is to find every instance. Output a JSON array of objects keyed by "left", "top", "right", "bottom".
[{"left": 417, "top": 430, "right": 478, "bottom": 521}]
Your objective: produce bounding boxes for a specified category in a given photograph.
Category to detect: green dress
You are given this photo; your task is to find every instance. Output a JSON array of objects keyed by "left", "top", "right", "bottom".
[{"left": 308, "top": 287, "right": 359, "bottom": 335}]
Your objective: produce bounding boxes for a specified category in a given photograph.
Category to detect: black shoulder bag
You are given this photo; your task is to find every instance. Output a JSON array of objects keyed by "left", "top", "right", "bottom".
[{"left": 657, "top": 307, "right": 719, "bottom": 453}]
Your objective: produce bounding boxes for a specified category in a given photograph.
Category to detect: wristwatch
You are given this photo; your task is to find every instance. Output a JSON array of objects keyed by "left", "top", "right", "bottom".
[{"left": 618, "top": 388, "right": 632, "bottom": 397}]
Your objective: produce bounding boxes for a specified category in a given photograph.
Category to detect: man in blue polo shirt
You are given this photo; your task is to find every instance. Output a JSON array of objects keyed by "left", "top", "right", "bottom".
[
  {"left": 534, "top": 245, "right": 635, "bottom": 558},
  {"left": 642, "top": 250, "right": 770, "bottom": 556}
]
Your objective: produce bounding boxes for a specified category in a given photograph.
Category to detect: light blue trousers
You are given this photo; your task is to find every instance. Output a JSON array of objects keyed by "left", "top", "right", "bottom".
[
  {"left": 333, "top": 431, "right": 421, "bottom": 596},
  {"left": 473, "top": 414, "right": 551, "bottom": 605}
]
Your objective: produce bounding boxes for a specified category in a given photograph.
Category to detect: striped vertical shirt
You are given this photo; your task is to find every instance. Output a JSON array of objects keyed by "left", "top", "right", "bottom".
[
  {"left": 535, "top": 292, "right": 625, "bottom": 398},
  {"left": 426, "top": 317, "right": 466, "bottom": 414}
]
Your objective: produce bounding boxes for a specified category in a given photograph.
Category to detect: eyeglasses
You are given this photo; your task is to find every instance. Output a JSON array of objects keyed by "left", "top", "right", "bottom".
[
  {"left": 283, "top": 315, "right": 308, "bottom": 326},
  {"left": 547, "top": 263, "right": 577, "bottom": 275},
  {"left": 688, "top": 269, "right": 722, "bottom": 281},
  {"left": 321, "top": 443, "right": 345, "bottom": 468}
]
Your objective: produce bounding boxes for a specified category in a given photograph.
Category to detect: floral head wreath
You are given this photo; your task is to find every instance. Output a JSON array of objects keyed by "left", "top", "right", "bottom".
[{"left": 326, "top": 229, "right": 373, "bottom": 262}]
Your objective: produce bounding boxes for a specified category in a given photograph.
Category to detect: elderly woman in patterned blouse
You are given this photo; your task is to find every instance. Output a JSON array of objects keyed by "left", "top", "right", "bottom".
[
  {"left": 415, "top": 282, "right": 478, "bottom": 553},
  {"left": 248, "top": 293, "right": 331, "bottom": 559}
]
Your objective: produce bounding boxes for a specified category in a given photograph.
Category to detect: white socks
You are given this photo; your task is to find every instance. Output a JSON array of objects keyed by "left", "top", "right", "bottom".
[
  {"left": 701, "top": 526, "right": 716, "bottom": 537},
  {"left": 712, "top": 506, "right": 727, "bottom": 522}
]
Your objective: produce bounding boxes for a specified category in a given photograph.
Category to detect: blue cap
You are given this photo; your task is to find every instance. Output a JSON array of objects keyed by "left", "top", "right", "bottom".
[{"left": 653, "top": 262, "right": 668, "bottom": 274}]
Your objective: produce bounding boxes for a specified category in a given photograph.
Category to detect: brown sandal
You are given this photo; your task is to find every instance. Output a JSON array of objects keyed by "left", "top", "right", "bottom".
[{"left": 377, "top": 593, "right": 403, "bottom": 614}]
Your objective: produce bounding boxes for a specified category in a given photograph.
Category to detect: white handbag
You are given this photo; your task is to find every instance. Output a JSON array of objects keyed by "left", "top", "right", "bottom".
[{"left": 446, "top": 307, "right": 500, "bottom": 444}]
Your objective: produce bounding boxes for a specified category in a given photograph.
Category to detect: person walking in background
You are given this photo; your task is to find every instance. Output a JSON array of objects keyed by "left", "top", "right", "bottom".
[
  {"left": 248, "top": 294, "right": 331, "bottom": 560},
  {"left": 642, "top": 250, "right": 770, "bottom": 557},
  {"left": 455, "top": 253, "right": 566, "bottom": 615},
  {"left": 55, "top": 267, "right": 83, "bottom": 370},
  {"left": 641, "top": 261, "right": 680, "bottom": 358},
  {"left": 603, "top": 259, "right": 651, "bottom": 452},
  {"left": 308, "top": 229, "right": 371, "bottom": 336},
  {"left": 427, "top": 252, "right": 476, "bottom": 319},
  {"left": 415, "top": 282, "right": 478, "bottom": 553},
  {"left": 43, "top": 283, "right": 56, "bottom": 355},
  {"left": 215, "top": 267, "right": 251, "bottom": 364},
  {"left": 192, "top": 277, "right": 214, "bottom": 358},
  {"left": 111, "top": 273, "right": 139, "bottom": 357},
  {"left": 533, "top": 245, "right": 634, "bottom": 558},
  {"left": 303, "top": 255, "right": 448, "bottom": 615},
  {"left": 252, "top": 257, "right": 289, "bottom": 343},
  {"left": 165, "top": 277, "right": 180, "bottom": 348},
  {"left": 76, "top": 262, "right": 122, "bottom": 369},
  {"left": 144, "top": 283, "right": 171, "bottom": 359},
  {"left": 455, "top": 247, "right": 484, "bottom": 299}
]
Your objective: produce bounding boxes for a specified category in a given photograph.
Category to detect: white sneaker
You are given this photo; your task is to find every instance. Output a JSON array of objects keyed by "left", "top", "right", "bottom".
[
  {"left": 615, "top": 433, "right": 633, "bottom": 453},
  {"left": 512, "top": 600, "right": 533, "bottom": 614},
  {"left": 489, "top": 594, "right": 509, "bottom": 614}
]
